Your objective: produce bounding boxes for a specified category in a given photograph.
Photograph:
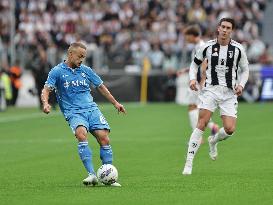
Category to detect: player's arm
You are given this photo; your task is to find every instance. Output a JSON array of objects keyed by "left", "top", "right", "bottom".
[
  {"left": 97, "top": 84, "right": 126, "bottom": 114},
  {"left": 87, "top": 66, "right": 126, "bottom": 113},
  {"left": 41, "top": 67, "right": 58, "bottom": 114},
  {"left": 189, "top": 45, "right": 206, "bottom": 91},
  {"left": 199, "top": 59, "right": 208, "bottom": 88},
  {"left": 235, "top": 65, "right": 249, "bottom": 96},
  {"left": 189, "top": 58, "right": 204, "bottom": 91},
  {"left": 41, "top": 86, "right": 52, "bottom": 114},
  {"left": 235, "top": 48, "right": 249, "bottom": 96}
]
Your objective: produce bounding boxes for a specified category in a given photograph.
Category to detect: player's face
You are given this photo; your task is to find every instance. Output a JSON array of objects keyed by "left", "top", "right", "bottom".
[
  {"left": 68, "top": 47, "right": 87, "bottom": 68},
  {"left": 218, "top": 21, "right": 233, "bottom": 40},
  {"left": 185, "top": 35, "right": 195, "bottom": 44}
]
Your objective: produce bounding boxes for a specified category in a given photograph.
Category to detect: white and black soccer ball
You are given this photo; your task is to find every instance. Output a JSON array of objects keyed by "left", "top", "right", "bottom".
[{"left": 97, "top": 164, "right": 118, "bottom": 185}]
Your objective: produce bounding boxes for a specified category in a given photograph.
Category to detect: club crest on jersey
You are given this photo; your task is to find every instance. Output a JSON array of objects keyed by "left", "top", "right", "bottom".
[
  {"left": 81, "top": 73, "right": 86, "bottom": 78},
  {"left": 228, "top": 51, "right": 234, "bottom": 58}
]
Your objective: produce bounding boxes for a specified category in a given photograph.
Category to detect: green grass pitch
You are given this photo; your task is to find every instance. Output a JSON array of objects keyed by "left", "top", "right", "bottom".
[{"left": 0, "top": 103, "right": 272, "bottom": 205}]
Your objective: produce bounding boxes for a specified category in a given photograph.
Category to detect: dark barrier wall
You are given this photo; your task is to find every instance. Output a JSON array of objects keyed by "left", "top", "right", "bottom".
[
  {"left": 147, "top": 74, "right": 175, "bottom": 102},
  {"left": 91, "top": 71, "right": 171, "bottom": 102},
  {"left": 92, "top": 72, "right": 141, "bottom": 102}
]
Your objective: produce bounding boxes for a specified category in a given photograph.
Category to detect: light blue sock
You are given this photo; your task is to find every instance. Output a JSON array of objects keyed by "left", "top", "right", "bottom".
[
  {"left": 100, "top": 145, "right": 113, "bottom": 164},
  {"left": 78, "top": 141, "right": 95, "bottom": 175}
]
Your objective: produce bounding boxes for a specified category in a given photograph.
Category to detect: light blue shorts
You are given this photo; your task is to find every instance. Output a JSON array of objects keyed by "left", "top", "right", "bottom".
[{"left": 67, "top": 108, "right": 110, "bottom": 134}]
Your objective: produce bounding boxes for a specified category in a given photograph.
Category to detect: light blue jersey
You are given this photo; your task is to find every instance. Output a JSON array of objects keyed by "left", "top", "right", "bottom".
[
  {"left": 45, "top": 62, "right": 103, "bottom": 119},
  {"left": 45, "top": 61, "right": 113, "bottom": 177}
]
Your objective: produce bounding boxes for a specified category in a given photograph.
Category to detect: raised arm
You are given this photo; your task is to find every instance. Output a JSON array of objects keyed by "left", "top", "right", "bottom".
[
  {"left": 41, "top": 86, "right": 52, "bottom": 114},
  {"left": 97, "top": 84, "right": 126, "bottom": 114}
]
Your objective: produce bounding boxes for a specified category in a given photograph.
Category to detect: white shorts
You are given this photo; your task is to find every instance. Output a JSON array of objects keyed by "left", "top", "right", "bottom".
[{"left": 198, "top": 85, "right": 238, "bottom": 118}]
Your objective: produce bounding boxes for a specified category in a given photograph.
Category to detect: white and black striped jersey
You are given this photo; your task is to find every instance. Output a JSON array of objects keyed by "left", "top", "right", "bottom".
[{"left": 189, "top": 39, "right": 249, "bottom": 89}]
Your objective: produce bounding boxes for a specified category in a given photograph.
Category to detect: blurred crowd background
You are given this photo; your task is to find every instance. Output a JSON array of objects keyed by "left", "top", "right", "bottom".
[{"left": 0, "top": 0, "right": 273, "bottom": 108}]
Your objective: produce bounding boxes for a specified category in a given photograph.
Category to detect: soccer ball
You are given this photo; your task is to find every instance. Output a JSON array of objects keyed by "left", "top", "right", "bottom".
[{"left": 97, "top": 164, "right": 118, "bottom": 185}]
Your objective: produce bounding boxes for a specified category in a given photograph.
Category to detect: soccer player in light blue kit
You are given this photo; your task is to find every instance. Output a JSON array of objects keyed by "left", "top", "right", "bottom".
[{"left": 41, "top": 42, "right": 126, "bottom": 186}]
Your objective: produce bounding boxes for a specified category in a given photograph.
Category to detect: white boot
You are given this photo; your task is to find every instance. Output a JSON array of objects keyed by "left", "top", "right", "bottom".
[
  {"left": 83, "top": 174, "right": 98, "bottom": 186},
  {"left": 182, "top": 160, "right": 193, "bottom": 175}
]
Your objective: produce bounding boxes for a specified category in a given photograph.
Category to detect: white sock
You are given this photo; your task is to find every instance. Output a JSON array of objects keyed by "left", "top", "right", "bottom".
[
  {"left": 188, "top": 109, "right": 199, "bottom": 130},
  {"left": 185, "top": 128, "right": 204, "bottom": 163},
  {"left": 211, "top": 127, "right": 231, "bottom": 143}
]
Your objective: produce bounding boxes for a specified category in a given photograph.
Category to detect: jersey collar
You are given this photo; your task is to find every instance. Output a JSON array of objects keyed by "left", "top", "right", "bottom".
[
  {"left": 61, "top": 61, "right": 81, "bottom": 73},
  {"left": 216, "top": 38, "right": 232, "bottom": 46}
]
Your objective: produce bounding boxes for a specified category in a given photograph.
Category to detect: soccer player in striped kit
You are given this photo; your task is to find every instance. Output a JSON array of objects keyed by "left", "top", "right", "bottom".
[
  {"left": 182, "top": 18, "right": 249, "bottom": 175},
  {"left": 178, "top": 25, "right": 219, "bottom": 142}
]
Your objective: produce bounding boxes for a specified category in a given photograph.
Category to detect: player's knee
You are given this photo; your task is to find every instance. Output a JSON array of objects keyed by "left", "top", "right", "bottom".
[
  {"left": 224, "top": 126, "right": 235, "bottom": 135},
  {"left": 99, "top": 136, "right": 110, "bottom": 145},
  {"left": 75, "top": 127, "right": 88, "bottom": 141}
]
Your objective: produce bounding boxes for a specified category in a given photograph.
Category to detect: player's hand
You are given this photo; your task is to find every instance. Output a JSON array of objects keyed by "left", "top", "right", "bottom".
[
  {"left": 189, "top": 80, "right": 198, "bottom": 91},
  {"left": 114, "top": 103, "right": 126, "bottom": 114},
  {"left": 235, "top": 85, "right": 243, "bottom": 96},
  {"left": 43, "top": 103, "right": 51, "bottom": 114}
]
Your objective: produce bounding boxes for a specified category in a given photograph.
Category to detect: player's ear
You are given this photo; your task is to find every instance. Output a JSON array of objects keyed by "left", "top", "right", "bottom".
[{"left": 216, "top": 26, "right": 220, "bottom": 35}]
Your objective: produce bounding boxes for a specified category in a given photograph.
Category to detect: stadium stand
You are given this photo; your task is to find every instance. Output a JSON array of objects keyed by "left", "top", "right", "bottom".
[
  {"left": 0, "top": 0, "right": 270, "bottom": 71},
  {"left": 0, "top": 0, "right": 272, "bottom": 107}
]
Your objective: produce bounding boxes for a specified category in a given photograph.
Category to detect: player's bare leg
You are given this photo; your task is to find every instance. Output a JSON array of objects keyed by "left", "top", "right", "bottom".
[{"left": 208, "top": 116, "right": 236, "bottom": 160}]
